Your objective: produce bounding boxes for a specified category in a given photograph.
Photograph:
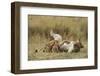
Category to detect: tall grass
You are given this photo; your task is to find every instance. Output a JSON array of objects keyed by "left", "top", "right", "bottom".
[
  {"left": 28, "top": 15, "right": 88, "bottom": 60},
  {"left": 28, "top": 15, "right": 88, "bottom": 40}
]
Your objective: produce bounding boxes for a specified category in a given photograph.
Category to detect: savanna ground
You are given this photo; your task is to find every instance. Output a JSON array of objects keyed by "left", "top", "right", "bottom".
[{"left": 28, "top": 15, "right": 88, "bottom": 61}]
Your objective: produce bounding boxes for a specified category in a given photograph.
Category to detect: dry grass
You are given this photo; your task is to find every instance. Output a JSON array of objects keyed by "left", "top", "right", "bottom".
[
  {"left": 28, "top": 51, "right": 88, "bottom": 60},
  {"left": 28, "top": 15, "right": 88, "bottom": 61}
]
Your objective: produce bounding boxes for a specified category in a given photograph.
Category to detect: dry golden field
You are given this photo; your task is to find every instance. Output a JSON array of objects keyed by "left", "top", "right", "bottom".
[{"left": 28, "top": 15, "right": 88, "bottom": 61}]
